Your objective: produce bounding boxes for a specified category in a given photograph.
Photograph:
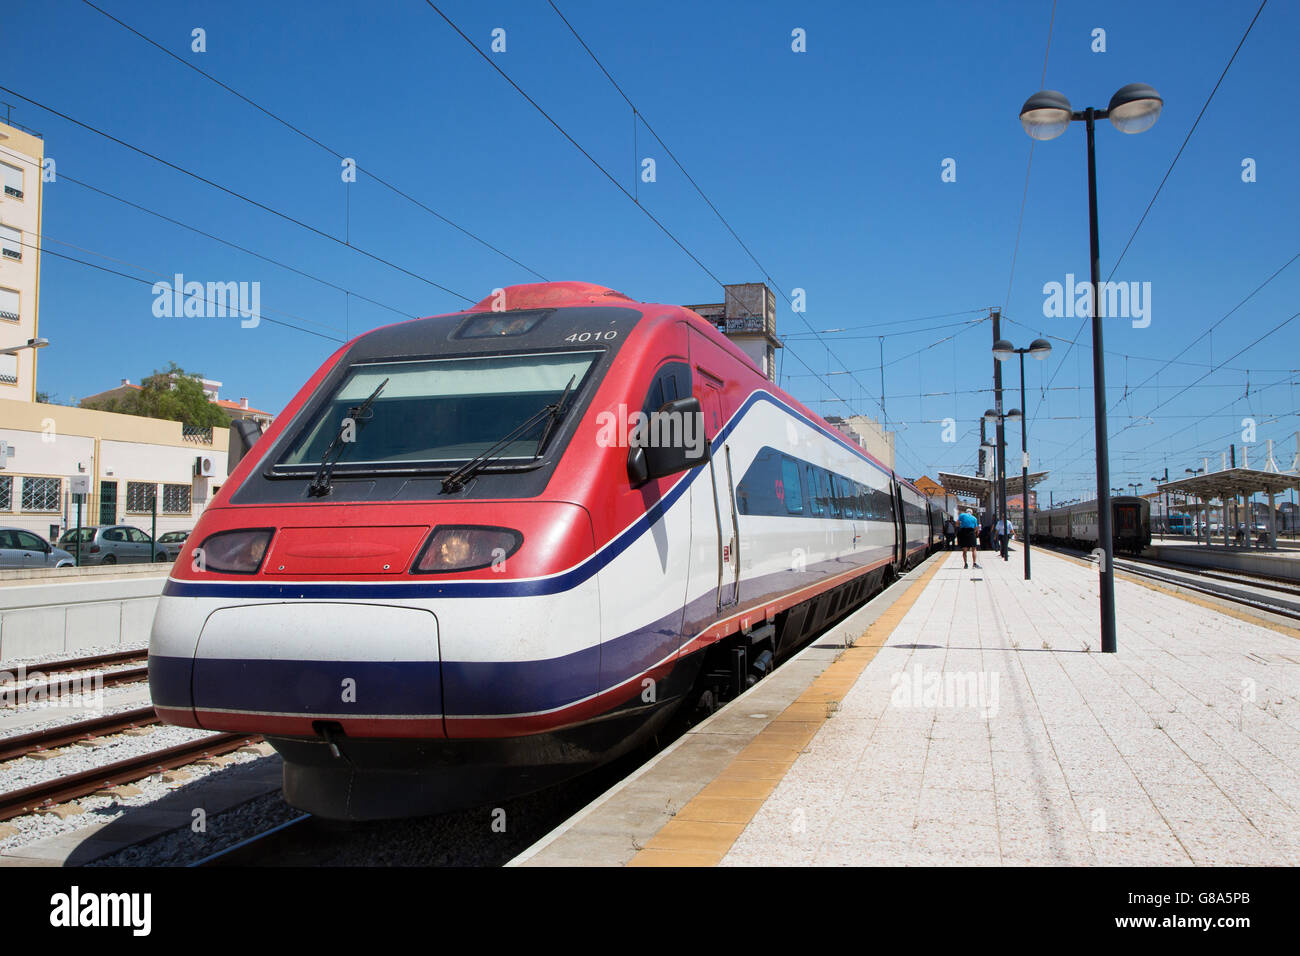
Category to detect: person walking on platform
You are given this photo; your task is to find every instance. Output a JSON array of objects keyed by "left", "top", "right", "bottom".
[
  {"left": 995, "top": 516, "right": 1011, "bottom": 555},
  {"left": 957, "top": 508, "right": 980, "bottom": 569},
  {"left": 942, "top": 515, "right": 957, "bottom": 550}
]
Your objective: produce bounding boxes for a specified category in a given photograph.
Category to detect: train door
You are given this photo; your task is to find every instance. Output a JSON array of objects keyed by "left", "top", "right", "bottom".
[
  {"left": 699, "top": 377, "right": 739, "bottom": 610},
  {"left": 891, "top": 481, "right": 906, "bottom": 567}
]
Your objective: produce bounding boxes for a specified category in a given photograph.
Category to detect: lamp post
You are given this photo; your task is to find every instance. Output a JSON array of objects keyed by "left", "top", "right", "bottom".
[
  {"left": 984, "top": 406, "right": 1023, "bottom": 563},
  {"left": 1186, "top": 467, "right": 1204, "bottom": 542},
  {"left": 1152, "top": 468, "right": 1169, "bottom": 538},
  {"left": 1020, "top": 82, "right": 1162, "bottom": 654},
  {"left": 0, "top": 337, "right": 49, "bottom": 356},
  {"left": 993, "top": 337, "right": 1052, "bottom": 579}
]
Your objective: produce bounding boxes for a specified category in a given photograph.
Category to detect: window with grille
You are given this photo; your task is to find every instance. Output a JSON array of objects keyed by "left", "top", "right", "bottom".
[
  {"left": 0, "top": 353, "right": 15, "bottom": 384},
  {"left": 162, "top": 483, "right": 191, "bottom": 514},
  {"left": 0, "top": 475, "right": 11, "bottom": 511},
  {"left": 0, "top": 288, "right": 18, "bottom": 322},
  {"left": 126, "top": 481, "right": 156, "bottom": 513},
  {"left": 20, "top": 476, "right": 60, "bottom": 512},
  {"left": 0, "top": 162, "right": 21, "bottom": 200},
  {"left": 0, "top": 224, "right": 20, "bottom": 261}
]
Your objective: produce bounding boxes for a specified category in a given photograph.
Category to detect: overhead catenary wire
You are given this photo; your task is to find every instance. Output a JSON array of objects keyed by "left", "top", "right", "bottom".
[
  {"left": 535, "top": 0, "right": 891, "bottom": 420},
  {"left": 0, "top": 85, "right": 476, "bottom": 305},
  {"left": 77, "top": 0, "right": 547, "bottom": 282},
  {"left": 18, "top": 235, "right": 344, "bottom": 343},
  {"left": 422, "top": 1, "right": 946, "bottom": 474},
  {"left": 1029, "top": 0, "right": 1269, "bottom": 429},
  {"left": 44, "top": 163, "right": 417, "bottom": 322}
]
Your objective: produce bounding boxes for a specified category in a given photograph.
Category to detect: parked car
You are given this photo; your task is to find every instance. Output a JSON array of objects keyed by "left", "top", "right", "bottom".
[
  {"left": 0, "top": 527, "right": 77, "bottom": 569},
  {"left": 157, "top": 530, "right": 191, "bottom": 562},
  {"left": 57, "top": 525, "right": 169, "bottom": 565}
]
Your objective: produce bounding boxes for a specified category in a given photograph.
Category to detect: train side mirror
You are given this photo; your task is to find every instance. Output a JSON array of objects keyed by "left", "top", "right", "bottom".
[
  {"left": 229, "top": 419, "right": 263, "bottom": 470},
  {"left": 626, "top": 396, "right": 709, "bottom": 485}
]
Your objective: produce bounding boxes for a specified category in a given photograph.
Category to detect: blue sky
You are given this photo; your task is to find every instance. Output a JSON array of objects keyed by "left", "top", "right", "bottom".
[{"left": 6, "top": 0, "right": 1297, "bottom": 502}]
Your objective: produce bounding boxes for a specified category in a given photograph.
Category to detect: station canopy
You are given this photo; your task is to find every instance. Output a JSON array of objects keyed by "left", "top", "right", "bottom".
[
  {"left": 938, "top": 471, "right": 1049, "bottom": 500},
  {"left": 1157, "top": 468, "right": 1300, "bottom": 501}
]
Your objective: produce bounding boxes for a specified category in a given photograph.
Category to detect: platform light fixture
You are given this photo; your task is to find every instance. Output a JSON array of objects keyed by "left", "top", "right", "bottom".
[
  {"left": 1019, "top": 83, "right": 1163, "bottom": 653},
  {"left": 991, "top": 337, "right": 1052, "bottom": 579}
]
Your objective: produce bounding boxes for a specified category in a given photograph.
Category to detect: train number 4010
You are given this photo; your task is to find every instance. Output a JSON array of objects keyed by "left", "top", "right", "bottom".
[{"left": 565, "top": 331, "right": 618, "bottom": 342}]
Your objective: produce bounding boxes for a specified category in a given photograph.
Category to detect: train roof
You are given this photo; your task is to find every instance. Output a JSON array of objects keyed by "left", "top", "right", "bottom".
[{"left": 345, "top": 281, "right": 900, "bottom": 480}]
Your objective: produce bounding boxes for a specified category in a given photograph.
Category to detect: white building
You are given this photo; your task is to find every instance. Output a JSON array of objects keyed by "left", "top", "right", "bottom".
[{"left": 0, "top": 401, "right": 228, "bottom": 542}]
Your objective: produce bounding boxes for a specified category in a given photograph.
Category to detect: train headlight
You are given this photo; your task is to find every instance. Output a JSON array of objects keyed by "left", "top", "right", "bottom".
[
  {"left": 198, "top": 529, "right": 274, "bottom": 574},
  {"left": 413, "top": 526, "right": 522, "bottom": 574}
]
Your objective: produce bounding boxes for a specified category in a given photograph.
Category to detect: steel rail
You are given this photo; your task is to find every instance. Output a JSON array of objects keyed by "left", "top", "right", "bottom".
[
  {"left": 0, "top": 732, "right": 260, "bottom": 822},
  {"left": 0, "top": 706, "right": 159, "bottom": 763}
]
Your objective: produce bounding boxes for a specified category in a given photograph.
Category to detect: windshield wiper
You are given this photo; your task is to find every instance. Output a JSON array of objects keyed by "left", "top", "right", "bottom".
[
  {"left": 534, "top": 375, "right": 576, "bottom": 459},
  {"left": 307, "top": 377, "right": 389, "bottom": 497},
  {"left": 441, "top": 377, "right": 577, "bottom": 494}
]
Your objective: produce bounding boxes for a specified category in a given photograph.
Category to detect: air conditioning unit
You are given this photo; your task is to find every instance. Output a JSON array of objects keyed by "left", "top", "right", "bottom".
[{"left": 195, "top": 455, "right": 216, "bottom": 477}]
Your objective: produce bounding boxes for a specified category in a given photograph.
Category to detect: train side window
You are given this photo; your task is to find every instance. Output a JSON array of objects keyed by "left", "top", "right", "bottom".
[
  {"left": 876, "top": 489, "right": 894, "bottom": 521},
  {"left": 641, "top": 361, "right": 691, "bottom": 416},
  {"left": 781, "top": 457, "right": 804, "bottom": 515},
  {"left": 824, "top": 472, "right": 842, "bottom": 518},
  {"left": 805, "top": 464, "right": 824, "bottom": 516}
]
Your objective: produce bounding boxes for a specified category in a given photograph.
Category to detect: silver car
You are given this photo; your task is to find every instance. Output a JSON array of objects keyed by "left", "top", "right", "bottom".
[
  {"left": 57, "top": 525, "right": 169, "bottom": 565},
  {"left": 157, "top": 530, "right": 191, "bottom": 562},
  {"left": 0, "top": 527, "right": 77, "bottom": 569}
]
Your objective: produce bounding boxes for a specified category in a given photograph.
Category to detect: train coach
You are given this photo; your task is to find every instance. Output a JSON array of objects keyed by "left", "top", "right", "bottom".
[
  {"left": 1029, "top": 495, "right": 1151, "bottom": 556},
  {"left": 149, "top": 281, "right": 938, "bottom": 819}
]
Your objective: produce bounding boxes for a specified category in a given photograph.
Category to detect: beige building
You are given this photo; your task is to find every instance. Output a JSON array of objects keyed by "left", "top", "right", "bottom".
[
  {"left": 0, "top": 120, "right": 44, "bottom": 401},
  {"left": 826, "top": 413, "right": 896, "bottom": 470},
  {"left": 0, "top": 401, "right": 229, "bottom": 541},
  {"left": 684, "top": 282, "right": 783, "bottom": 383}
]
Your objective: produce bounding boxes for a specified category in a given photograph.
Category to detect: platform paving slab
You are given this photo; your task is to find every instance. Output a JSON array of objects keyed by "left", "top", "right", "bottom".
[
  {"left": 510, "top": 558, "right": 942, "bottom": 867},
  {"left": 715, "top": 548, "right": 1300, "bottom": 866}
]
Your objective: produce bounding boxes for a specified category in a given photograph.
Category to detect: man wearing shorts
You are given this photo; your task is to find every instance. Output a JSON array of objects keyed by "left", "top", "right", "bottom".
[{"left": 957, "top": 508, "right": 980, "bottom": 569}]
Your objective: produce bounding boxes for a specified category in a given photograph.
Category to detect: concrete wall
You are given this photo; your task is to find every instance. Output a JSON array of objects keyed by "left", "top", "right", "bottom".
[
  {"left": 1148, "top": 544, "right": 1300, "bottom": 583},
  {"left": 0, "top": 568, "right": 166, "bottom": 661}
]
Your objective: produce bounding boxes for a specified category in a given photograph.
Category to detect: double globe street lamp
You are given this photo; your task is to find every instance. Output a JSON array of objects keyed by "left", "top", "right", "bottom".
[
  {"left": 1018, "top": 82, "right": 1163, "bottom": 654},
  {"left": 983, "top": 406, "right": 1021, "bottom": 563},
  {"left": 993, "top": 337, "right": 1052, "bottom": 580}
]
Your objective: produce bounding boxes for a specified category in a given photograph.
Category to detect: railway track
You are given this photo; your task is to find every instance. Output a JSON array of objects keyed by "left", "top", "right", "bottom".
[
  {"left": 0, "top": 649, "right": 149, "bottom": 706},
  {"left": 0, "top": 706, "right": 160, "bottom": 763},
  {"left": 0, "top": 732, "right": 259, "bottom": 823},
  {"left": 1037, "top": 543, "right": 1300, "bottom": 623}
]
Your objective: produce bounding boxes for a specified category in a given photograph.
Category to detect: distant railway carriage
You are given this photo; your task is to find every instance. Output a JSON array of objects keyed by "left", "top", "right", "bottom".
[{"left": 1029, "top": 495, "right": 1150, "bottom": 555}]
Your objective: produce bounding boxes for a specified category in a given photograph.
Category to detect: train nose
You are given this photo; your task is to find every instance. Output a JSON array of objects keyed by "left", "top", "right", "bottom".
[{"left": 185, "top": 602, "right": 444, "bottom": 738}]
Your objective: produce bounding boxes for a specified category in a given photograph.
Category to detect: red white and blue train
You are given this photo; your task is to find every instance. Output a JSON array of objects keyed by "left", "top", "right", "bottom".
[{"left": 149, "top": 282, "right": 942, "bottom": 819}]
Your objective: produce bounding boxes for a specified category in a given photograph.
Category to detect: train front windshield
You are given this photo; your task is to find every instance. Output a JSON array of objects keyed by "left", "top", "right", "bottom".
[{"left": 279, "top": 351, "right": 599, "bottom": 468}]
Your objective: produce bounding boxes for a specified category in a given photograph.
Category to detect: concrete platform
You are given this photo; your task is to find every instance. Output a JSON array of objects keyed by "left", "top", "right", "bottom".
[
  {"left": 1148, "top": 540, "right": 1300, "bottom": 583},
  {"left": 516, "top": 547, "right": 1300, "bottom": 866}
]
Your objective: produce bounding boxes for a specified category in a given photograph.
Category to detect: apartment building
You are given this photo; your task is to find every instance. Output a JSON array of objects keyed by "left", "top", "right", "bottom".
[{"left": 0, "top": 119, "right": 43, "bottom": 400}]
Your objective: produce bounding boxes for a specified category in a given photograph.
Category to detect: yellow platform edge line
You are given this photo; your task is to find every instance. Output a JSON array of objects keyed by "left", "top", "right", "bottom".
[{"left": 627, "top": 554, "right": 949, "bottom": 867}]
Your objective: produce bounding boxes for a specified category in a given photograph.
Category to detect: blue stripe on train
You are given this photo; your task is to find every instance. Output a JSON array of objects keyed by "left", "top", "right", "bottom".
[{"left": 153, "top": 547, "right": 891, "bottom": 719}]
